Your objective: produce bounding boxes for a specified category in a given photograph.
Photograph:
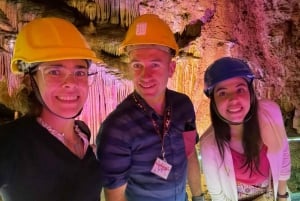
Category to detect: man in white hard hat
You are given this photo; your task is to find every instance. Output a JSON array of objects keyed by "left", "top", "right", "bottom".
[{"left": 96, "top": 14, "right": 204, "bottom": 201}]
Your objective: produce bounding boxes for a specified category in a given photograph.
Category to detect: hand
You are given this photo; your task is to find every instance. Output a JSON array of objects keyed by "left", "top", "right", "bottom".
[
  {"left": 277, "top": 191, "right": 289, "bottom": 201},
  {"left": 277, "top": 198, "right": 287, "bottom": 201},
  {"left": 192, "top": 194, "right": 205, "bottom": 201}
]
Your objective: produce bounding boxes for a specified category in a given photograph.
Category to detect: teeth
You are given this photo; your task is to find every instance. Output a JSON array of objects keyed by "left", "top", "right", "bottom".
[
  {"left": 140, "top": 82, "right": 153, "bottom": 88},
  {"left": 57, "top": 96, "right": 78, "bottom": 101},
  {"left": 228, "top": 106, "right": 242, "bottom": 113}
]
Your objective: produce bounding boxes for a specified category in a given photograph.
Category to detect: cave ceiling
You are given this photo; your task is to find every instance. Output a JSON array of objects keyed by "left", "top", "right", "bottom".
[{"left": 0, "top": 0, "right": 205, "bottom": 76}]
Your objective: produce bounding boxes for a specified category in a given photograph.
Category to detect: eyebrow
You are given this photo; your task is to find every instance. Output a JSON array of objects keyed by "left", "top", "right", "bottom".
[
  {"left": 215, "top": 83, "right": 248, "bottom": 92},
  {"left": 130, "top": 58, "right": 164, "bottom": 62},
  {"left": 41, "top": 64, "right": 87, "bottom": 69}
]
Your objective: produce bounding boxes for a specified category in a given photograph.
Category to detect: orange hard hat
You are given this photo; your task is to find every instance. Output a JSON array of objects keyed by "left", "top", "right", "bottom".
[
  {"left": 120, "top": 14, "right": 179, "bottom": 56},
  {"left": 11, "top": 17, "right": 102, "bottom": 74}
]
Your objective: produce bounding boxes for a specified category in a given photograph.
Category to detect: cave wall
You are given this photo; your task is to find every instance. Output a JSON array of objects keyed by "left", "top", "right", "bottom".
[
  {"left": 140, "top": 0, "right": 300, "bottom": 135},
  {"left": 0, "top": 0, "right": 299, "bottom": 134}
]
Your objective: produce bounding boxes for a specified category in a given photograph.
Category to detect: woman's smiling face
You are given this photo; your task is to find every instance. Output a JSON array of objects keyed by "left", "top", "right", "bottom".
[
  {"left": 213, "top": 77, "right": 251, "bottom": 124},
  {"left": 34, "top": 59, "right": 89, "bottom": 118}
]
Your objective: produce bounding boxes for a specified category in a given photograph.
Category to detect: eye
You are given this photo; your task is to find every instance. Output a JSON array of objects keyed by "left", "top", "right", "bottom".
[
  {"left": 130, "top": 62, "right": 143, "bottom": 70},
  {"left": 216, "top": 90, "right": 227, "bottom": 97},
  {"left": 44, "top": 67, "right": 62, "bottom": 76},
  {"left": 150, "top": 62, "right": 161, "bottom": 68},
  {"left": 237, "top": 87, "right": 248, "bottom": 94},
  {"left": 74, "top": 69, "right": 88, "bottom": 77}
]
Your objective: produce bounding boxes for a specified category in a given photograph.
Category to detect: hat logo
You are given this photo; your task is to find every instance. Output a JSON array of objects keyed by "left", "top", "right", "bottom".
[{"left": 135, "top": 22, "right": 147, "bottom": 36}]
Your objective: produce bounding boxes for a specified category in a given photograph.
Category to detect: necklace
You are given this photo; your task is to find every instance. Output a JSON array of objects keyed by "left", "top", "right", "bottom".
[
  {"left": 132, "top": 93, "right": 172, "bottom": 160},
  {"left": 37, "top": 117, "right": 85, "bottom": 158}
]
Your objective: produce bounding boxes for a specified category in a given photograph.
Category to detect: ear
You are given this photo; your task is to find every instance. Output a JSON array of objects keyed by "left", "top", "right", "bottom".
[{"left": 168, "top": 60, "right": 176, "bottom": 78}]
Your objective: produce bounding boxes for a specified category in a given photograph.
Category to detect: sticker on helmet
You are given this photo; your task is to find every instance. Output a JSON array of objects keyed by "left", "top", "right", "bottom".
[{"left": 136, "top": 22, "right": 147, "bottom": 36}]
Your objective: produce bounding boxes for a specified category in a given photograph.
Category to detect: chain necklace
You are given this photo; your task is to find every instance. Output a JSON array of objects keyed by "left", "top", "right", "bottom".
[{"left": 37, "top": 117, "right": 86, "bottom": 158}]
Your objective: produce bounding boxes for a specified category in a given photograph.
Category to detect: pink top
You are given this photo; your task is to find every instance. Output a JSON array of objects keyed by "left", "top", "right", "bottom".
[{"left": 231, "top": 145, "right": 270, "bottom": 185}]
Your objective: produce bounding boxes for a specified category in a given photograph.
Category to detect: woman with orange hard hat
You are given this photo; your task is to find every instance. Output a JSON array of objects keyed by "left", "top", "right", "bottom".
[{"left": 0, "top": 17, "right": 103, "bottom": 201}]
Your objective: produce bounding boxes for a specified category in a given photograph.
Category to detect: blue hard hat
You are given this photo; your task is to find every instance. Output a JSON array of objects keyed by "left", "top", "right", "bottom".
[{"left": 204, "top": 57, "right": 255, "bottom": 97}]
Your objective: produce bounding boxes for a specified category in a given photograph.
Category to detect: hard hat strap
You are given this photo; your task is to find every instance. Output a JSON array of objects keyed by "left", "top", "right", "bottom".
[{"left": 29, "top": 75, "right": 82, "bottom": 119}]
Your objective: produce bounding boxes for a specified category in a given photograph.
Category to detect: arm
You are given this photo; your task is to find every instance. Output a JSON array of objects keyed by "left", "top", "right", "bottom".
[
  {"left": 277, "top": 180, "right": 289, "bottom": 201},
  {"left": 187, "top": 148, "right": 203, "bottom": 197},
  {"left": 277, "top": 139, "right": 291, "bottom": 201},
  {"left": 104, "top": 184, "right": 127, "bottom": 201},
  {"left": 200, "top": 134, "right": 235, "bottom": 201},
  {"left": 96, "top": 120, "right": 131, "bottom": 200}
]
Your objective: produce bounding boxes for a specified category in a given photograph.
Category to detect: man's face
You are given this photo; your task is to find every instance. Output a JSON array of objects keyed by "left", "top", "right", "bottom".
[{"left": 128, "top": 47, "right": 175, "bottom": 103}]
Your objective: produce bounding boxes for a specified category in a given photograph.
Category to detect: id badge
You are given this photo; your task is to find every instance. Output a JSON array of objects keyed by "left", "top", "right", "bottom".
[{"left": 151, "top": 157, "right": 172, "bottom": 179}]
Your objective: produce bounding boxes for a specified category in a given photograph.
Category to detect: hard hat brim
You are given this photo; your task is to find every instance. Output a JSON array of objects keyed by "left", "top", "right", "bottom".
[{"left": 11, "top": 48, "right": 103, "bottom": 74}]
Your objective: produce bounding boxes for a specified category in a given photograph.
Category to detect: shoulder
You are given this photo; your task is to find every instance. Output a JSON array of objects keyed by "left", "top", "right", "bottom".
[
  {"left": 111, "top": 94, "right": 136, "bottom": 115},
  {"left": 0, "top": 116, "right": 36, "bottom": 151},
  {"left": 167, "top": 90, "right": 194, "bottom": 113},
  {"left": 258, "top": 99, "right": 283, "bottom": 120},
  {"left": 200, "top": 126, "right": 216, "bottom": 147},
  {"left": 199, "top": 126, "right": 220, "bottom": 159},
  {"left": 98, "top": 95, "right": 140, "bottom": 138},
  {"left": 258, "top": 99, "right": 288, "bottom": 150},
  {"left": 103, "top": 96, "right": 136, "bottom": 125},
  {"left": 0, "top": 116, "right": 35, "bottom": 134},
  {"left": 258, "top": 99, "right": 281, "bottom": 111},
  {"left": 167, "top": 89, "right": 192, "bottom": 102}
]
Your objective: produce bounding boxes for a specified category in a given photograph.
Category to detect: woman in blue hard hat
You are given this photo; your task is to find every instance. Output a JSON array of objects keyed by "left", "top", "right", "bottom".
[
  {"left": 200, "top": 57, "right": 291, "bottom": 201},
  {"left": 0, "top": 17, "right": 102, "bottom": 201}
]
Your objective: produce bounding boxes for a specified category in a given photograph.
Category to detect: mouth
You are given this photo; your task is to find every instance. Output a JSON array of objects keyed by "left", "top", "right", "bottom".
[
  {"left": 139, "top": 82, "right": 155, "bottom": 89},
  {"left": 56, "top": 96, "right": 79, "bottom": 101},
  {"left": 227, "top": 106, "right": 243, "bottom": 114}
]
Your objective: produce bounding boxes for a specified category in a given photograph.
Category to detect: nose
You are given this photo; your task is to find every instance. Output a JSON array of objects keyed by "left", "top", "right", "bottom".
[
  {"left": 228, "top": 92, "right": 238, "bottom": 101},
  {"left": 141, "top": 66, "right": 152, "bottom": 78},
  {"left": 62, "top": 73, "right": 77, "bottom": 86}
]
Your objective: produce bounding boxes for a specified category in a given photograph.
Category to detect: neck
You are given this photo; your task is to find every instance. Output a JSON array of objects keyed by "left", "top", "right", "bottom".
[
  {"left": 230, "top": 124, "right": 243, "bottom": 141},
  {"left": 145, "top": 96, "right": 165, "bottom": 115},
  {"left": 39, "top": 110, "right": 75, "bottom": 137}
]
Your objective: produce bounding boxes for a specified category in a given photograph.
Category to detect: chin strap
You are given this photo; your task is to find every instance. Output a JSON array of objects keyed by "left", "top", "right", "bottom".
[{"left": 29, "top": 75, "right": 82, "bottom": 119}]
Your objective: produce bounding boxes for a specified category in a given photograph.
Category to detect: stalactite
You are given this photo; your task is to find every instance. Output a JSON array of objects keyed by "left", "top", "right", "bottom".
[
  {"left": 0, "top": 1, "right": 18, "bottom": 30},
  {"left": 78, "top": 63, "right": 133, "bottom": 142},
  {"left": 96, "top": 0, "right": 110, "bottom": 24},
  {"left": 85, "top": 1, "right": 97, "bottom": 21},
  {"left": 77, "top": 0, "right": 88, "bottom": 13},
  {"left": 0, "top": 53, "right": 6, "bottom": 81},
  {"left": 0, "top": 53, "right": 21, "bottom": 97},
  {"left": 120, "top": 0, "right": 139, "bottom": 27},
  {"left": 110, "top": 0, "right": 120, "bottom": 24},
  {"left": 168, "top": 57, "right": 201, "bottom": 109},
  {"left": 67, "top": 0, "right": 77, "bottom": 8}
]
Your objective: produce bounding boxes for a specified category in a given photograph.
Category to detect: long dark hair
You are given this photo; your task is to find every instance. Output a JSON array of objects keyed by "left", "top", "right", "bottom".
[{"left": 210, "top": 84, "right": 262, "bottom": 174}]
